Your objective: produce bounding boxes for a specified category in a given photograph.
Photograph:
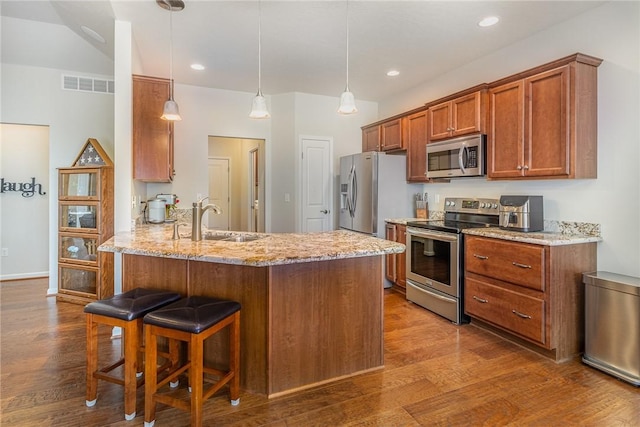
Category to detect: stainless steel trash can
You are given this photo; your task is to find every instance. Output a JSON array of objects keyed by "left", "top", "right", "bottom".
[{"left": 582, "top": 271, "right": 640, "bottom": 386}]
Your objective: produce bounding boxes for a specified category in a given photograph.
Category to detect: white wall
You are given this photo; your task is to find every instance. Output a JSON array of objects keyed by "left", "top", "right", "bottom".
[
  {"left": 292, "top": 92, "right": 378, "bottom": 230},
  {"left": 0, "top": 63, "right": 114, "bottom": 290},
  {"left": 379, "top": 1, "right": 640, "bottom": 277},
  {"left": 0, "top": 124, "right": 49, "bottom": 280}
]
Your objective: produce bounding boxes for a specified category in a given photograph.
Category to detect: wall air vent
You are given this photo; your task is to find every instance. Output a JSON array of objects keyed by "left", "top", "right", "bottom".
[{"left": 62, "top": 74, "right": 115, "bottom": 94}]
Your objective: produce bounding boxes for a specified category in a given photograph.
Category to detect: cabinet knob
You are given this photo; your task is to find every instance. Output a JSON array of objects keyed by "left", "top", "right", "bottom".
[
  {"left": 516, "top": 165, "right": 522, "bottom": 170},
  {"left": 523, "top": 165, "right": 529, "bottom": 171}
]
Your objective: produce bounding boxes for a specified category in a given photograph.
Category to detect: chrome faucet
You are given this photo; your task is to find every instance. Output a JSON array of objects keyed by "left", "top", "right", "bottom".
[{"left": 191, "top": 196, "right": 223, "bottom": 241}]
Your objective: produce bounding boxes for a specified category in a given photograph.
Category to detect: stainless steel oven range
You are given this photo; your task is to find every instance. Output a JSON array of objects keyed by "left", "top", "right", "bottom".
[{"left": 406, "top": 197, "right": 499, "bottom": 324}]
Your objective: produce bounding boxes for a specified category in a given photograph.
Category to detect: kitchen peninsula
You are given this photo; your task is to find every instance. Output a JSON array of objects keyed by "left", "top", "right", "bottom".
[{"left": 99, "top": 226, "right": 404, "bottom": 397}]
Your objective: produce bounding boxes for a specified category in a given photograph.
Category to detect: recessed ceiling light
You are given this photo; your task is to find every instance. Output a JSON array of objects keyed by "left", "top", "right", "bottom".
[
  {"left": 386, "top": 70, "right": 400, "bottom": 77},
  {"left": 190, "top": 64, "right": 205, "bottom": 71},
  {"left": 80, "top": 25, "right": 106, "bottom": 44},
  {"left": 478, "top": 16, "right": 499, "bottom": 27}
]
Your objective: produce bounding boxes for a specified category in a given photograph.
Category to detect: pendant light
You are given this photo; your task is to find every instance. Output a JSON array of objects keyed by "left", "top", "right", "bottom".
[
  {"left": 338, "top": 0, "right": 357, "bottom": 115},
  {"left": 249, "top": 0, "right": 270, "bottom": 119},
  {"left": 158, "top": 0, "right": 184, "bottom": 121}
]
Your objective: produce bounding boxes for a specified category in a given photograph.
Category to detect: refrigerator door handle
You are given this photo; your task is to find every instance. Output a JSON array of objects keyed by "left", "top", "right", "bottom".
[
  {"left": 351, "top": 166, "right": 358, "bottom": 218},
  {"left": 346, "top": 166, "right": 353, "bottom": 216}
]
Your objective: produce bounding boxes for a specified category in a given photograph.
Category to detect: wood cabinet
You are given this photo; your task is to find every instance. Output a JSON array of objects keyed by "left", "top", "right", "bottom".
[
  {"left": 405, "top": 109, "right": 429, "bottom": 182},
  {"left": 380, "top": 118, "right": 404, "bottom": 151},
  {"left": 427, "top": 87, "right": 487, "bottom": 142},
  {"left": 384, "top": 223, "right": 397, "bottom": 283},
  {"left": 122, "top": 253, "right": 384, "bottom": 397},
  {"left": 464, "top": 235, "right": 596, "bottom": 362},
  {"left": 396, "top": 224, "right": 407, "bottom": 288},
  {"left": 385, "top": 223, "right": 407, "bottom": 290},
  {"left": 362, "top": 118, "right": 405, "bottom": 152},
  {"left": 361, "top": 124, "right": 380, "bottom": 152},
  {"left": 488, "top": 54, "right": 602, "bottom": 179},
  {"left": 57, "top": 139, "right": 114, "bottom": 305},
  {"left": 133, "top": 75, "right": 174, "bottom": 182}
]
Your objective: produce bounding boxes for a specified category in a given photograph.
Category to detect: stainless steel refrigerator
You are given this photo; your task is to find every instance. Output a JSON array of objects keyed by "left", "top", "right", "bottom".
[{"left": 339, "top": 151, "right": 421, "bottom": 237}]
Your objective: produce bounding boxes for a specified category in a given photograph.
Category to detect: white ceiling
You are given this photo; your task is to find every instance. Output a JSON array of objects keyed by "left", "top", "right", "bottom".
[{"left": 1, "top": 0, "right": 605, "bottom": 102}]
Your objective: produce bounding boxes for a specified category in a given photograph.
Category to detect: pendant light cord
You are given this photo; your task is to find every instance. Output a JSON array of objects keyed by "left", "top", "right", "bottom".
[
  {"left": 169, "top": 4, "right": 174, "bottom": 100},
  {"left": 258, "top": 0, "right": 263, "bottom": 95},
  {"left": 345, "top": 0, "right": 350, "bottom": 91}
]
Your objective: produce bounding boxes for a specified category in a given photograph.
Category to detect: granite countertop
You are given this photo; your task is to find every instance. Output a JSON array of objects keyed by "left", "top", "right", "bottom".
[
  {"left": 98, "top": 225, "right": 405, "bottom": 266},
  {"left": 463, "top": 227, "right": 602, "bottom": 246},
  {"left": 384, "top": 218, "right": 420, "bottom": 225}
]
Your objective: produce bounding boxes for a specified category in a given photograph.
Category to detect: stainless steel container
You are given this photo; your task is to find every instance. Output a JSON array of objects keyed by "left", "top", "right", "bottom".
[
  {"left": 147, "top": 199, "right": 166, "bottom": 223},
  {"left": 582, "top": 271, "right": 640, "bottom": 386}
]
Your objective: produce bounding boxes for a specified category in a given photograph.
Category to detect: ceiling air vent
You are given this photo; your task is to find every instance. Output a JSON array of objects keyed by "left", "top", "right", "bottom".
[{"left": 62, "top": 74, "right": 115, "bottom": 94}]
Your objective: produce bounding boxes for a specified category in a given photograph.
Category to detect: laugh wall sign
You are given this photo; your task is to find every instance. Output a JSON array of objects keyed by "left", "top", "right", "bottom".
[{"left": 0, "top": 177, "right": 47, "bottom": 197}]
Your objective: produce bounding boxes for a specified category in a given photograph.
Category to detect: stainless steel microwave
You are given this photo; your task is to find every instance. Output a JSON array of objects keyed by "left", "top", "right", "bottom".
[{"left": 426, "top": 134, "right": 486, "bottom": 179}]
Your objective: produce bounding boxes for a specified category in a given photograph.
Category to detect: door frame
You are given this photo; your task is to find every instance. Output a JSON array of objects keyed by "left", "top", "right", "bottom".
[
  {"left": 207, "top": 156, "right": 231, "bottom": 230},
  {"left": 297, "top": 135, "right": 333, "bottom": 232}
]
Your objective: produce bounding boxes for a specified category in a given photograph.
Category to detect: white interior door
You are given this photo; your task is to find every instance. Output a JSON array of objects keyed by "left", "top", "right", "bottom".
[
  {"left": 208, "top": 157, "right": 230, "bottom": 230},
  {"left": 300, "top": 136, "right": 332, "bottom": 232}
]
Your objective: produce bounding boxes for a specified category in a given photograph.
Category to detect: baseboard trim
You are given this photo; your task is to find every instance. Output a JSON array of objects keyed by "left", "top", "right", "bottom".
[{"left": 0, "top": 272, "right": 49, "bottom": 282}]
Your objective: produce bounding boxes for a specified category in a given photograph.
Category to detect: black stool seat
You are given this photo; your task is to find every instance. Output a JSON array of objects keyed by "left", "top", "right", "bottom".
[
  {"left": 85, "top": 288, "right": 182, "bottom": 321},
  {"left": 144, "top": 296, "right": 241, "bottom": 334}
]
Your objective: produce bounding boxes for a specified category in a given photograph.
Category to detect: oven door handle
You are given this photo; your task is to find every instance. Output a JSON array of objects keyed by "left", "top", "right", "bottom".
[{"left": 407, "top": 227, "right": 459, "bottom": 242}]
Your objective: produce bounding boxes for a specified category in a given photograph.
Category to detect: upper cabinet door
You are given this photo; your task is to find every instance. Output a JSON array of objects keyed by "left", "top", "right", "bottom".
[
  {"left": 525, "top": 66, "right": 570, "bottom": 177},
  {"left": 362, "top": 125, "right": 380, "bottom": 152},
  {"left": 488, "top": 80, "right": 525, "bottom": 178},
  {"left": 452, "top": 92, "right": 483, "bottom": 137},
  {"left": 428, "top": 102, "right": 452, "bottom": 141},
  {"left": 380, "top": 118, "right": 404, "bottom": 151},
  {"left": 405, "top": 109, "right": 429, "bottom": 182},
  {"left": 132, "top": 75, "right": 174, "bottom": 182}
]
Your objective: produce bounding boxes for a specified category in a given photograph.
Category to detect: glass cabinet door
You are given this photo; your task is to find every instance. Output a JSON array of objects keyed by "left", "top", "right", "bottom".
[
  {"left": 59, "top": 202, "right": 98, "bottom": 232},
  {"left": 59, "top": 265, "right": 98, "bottom": 296},
  {"left": 59, "top": 234, "right": 99, "bottom": 264},
  {"left": 59, "top": 169, "right": 99, "bottom": 200}
]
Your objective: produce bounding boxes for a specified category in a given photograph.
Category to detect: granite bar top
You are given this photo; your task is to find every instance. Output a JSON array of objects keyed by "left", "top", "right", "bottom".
[
  {"left": 463, "top": 227, "right": 602, "bottom": 246},
  {"left": 98, "top": 225, "right": 405, "bottom": 267}
]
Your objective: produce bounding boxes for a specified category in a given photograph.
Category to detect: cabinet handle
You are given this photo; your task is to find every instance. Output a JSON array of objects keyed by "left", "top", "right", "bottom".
[
  {"left": 512, "top": 309, "right": 532, "bottom": 319},
  {"left": 473, "top": 295, "right": 488, "bottom": 303},
  {"left": 473, "top": 254, "right": 488, "bottom": 260},
  {"left": 512, "top": 262, "right": 532, "bottom": 269}
]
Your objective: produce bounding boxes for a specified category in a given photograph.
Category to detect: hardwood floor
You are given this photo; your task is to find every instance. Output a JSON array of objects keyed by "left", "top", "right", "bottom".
[{"left": 1, "top": 278, "right": 638, "bottom": 426}]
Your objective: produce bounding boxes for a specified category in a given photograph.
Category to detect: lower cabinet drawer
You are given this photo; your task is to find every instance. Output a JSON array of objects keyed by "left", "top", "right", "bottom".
[{"left": 465, "top": 277, "right": 546, "bottom": 345}]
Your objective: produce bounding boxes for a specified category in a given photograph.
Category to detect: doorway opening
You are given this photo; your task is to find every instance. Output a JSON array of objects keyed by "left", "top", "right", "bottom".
[{"left": 208, "top": 136, "right": 265, "bottom": 232}]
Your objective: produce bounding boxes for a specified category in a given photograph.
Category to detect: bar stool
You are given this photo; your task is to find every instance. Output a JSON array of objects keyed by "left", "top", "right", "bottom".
[
  {"left": 143, "top": 296, "right": 241, "bottom": 427},
  {"left": 84, "top": 288, "right": 182, "bottom": 421}
]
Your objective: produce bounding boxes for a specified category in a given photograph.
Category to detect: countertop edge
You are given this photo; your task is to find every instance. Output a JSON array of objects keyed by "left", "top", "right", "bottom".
[
  {"left": 462, "top": 227, "right": 602, "bottom": 246},
  {"left": 98, "top": 227, "right": 405, "bottom": 266}
]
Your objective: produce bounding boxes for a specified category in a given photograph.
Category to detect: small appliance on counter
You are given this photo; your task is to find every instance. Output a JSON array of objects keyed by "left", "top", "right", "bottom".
[
  {"left": 145, "top": 194, "right": 179, "bottom": 224},
  {"left": 147, "top": 199, "right": 166, "bottom": 223},
  {"left": 499, "top": 195, "right": 543, "bottom": 232}
]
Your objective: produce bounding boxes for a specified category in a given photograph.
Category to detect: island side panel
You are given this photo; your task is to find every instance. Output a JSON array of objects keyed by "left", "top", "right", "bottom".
[
  {"left": 188, "top": 261, "right": 269, "bottom": 396},
  {"left": 267, "top": 256, "right": 384, "bottom": 396},
  {"left": 122, "top": 254, "right": 188, "bottom": 295}
]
